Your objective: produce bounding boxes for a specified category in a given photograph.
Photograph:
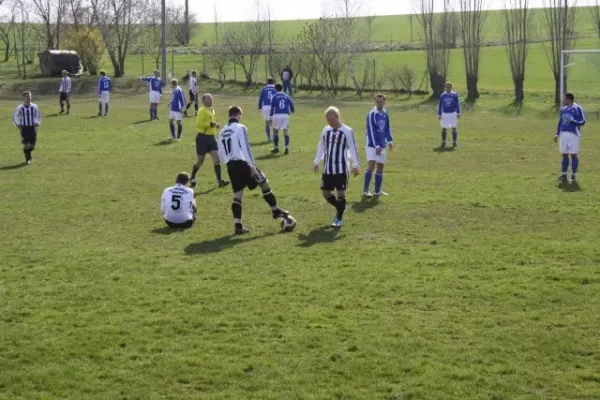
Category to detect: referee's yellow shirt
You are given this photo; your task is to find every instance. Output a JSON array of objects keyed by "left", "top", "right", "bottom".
[{"left": 196, "top": 107, "right": 217, "bottom": 135}]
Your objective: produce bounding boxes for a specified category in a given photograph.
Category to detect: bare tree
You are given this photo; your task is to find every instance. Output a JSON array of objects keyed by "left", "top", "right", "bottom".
[
  {"left": 90, "top": 0, "right": 148, "bottom": 77},
  {"left": 168, "top": 6, "right": 197, "bottom": 46},
  {"left": 542, "top": 0, "right": 577, "bottom": 104},
  {"left": 0, "top": 0, "right": 17, "bottom": 62},
  {"left": 503, "top": 0, "right": 532, "bottom": 103},
  {"left": 31, "top": 0, "right": 65, "bottom": 49},
  {"left": 415, "top": 0, "right": 452, "bottom": 97},
  {"left": 388, "top": 65, "right": 416, "bottom": 96},
  {"left": 207, "top": 47, "right": 229, "bottom": 87},
  {"left": 13, "top": 0, "right": 32, "bottom": 78},
  {"left": 592, "top": 0, "right": 600, "bottom": 40},
  {"left": 459, "top": 0, "right": 486, "bottom": 101},
  {"left": 221, "top": 20, "right": 268, "bottom": 86}
]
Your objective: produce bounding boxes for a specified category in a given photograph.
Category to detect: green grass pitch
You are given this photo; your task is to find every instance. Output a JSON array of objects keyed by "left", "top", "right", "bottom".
[{"left": 1, "top": 89, "right": 600, "bottom": 399}]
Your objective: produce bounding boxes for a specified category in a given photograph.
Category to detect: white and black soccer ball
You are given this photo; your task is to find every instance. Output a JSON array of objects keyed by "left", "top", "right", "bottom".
[{"left": 281, "top": 216, "right": 296, "bottom": 232}]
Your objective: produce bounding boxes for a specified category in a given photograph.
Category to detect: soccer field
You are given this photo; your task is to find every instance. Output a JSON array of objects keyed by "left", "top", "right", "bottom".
[{"left": 1, "top": 91, "right": 600, "bottom": 399}]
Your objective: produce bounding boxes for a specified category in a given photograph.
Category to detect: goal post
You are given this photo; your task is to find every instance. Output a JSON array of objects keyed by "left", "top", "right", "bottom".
[{"left": 560, "top": 49, "right": 600, "bottom": 110}]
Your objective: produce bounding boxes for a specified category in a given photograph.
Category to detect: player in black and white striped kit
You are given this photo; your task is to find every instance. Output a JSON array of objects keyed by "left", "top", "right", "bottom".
[
  {"left": 217, "top": 105, "right": 291, "bottom": 235},
  {"left": 313, "top": 106, "right": 360, "bottom": 228},
  {"left": 13, "top": 91, "right": 41, "bottom": 165}
]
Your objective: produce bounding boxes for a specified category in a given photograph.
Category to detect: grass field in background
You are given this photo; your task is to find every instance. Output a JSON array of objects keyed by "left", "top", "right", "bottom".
[{"left": 1, "top": 91, "right": 600, "bottom": 399}]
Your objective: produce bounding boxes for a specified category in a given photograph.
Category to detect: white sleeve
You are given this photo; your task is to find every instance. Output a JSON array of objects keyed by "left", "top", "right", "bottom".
[
  {"left": 346, "top": 128, "right": 359, "bottom": 169},
  {"left": 239, "top": 126, "right": 255, "bottom": 168},
  {"left": 160, "top": 189, "right": 168, "bottom": 214},
  {"left": 35, "top": 106, "right": 41, "bottom": 126},
  {"left": 13, "top": 106, "right": 21, "bottom": 127},
  {"left": 217, "top": 134, "right": 227, "bottom": 164},
  {"left": 313, "top": 129, "right": 326, "bottom": 164}
]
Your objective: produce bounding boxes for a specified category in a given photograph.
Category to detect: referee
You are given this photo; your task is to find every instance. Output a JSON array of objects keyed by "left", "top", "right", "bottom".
[
  {"left": 13, "top": 91, "right": 41, "bottom": 165},
  {"left": 189, "top": 93, "right": 229, "bottom": 189}
]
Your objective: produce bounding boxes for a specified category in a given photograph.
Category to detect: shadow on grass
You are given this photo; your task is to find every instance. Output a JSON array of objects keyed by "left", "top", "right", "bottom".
[
  {"left": 132, "top": 119, "right": 152, "bottom": 125},
  {"left": 152, "top": 226, "right": 191, "bottom": 235},
  {"left": 250, "top": 140, "right": 272, "bottom": 147},
  {"left": 297, "top": 226, "right": 343, "bottom": 248},
  {"left": 255, "top": 152, "right": 279, "bottom": 161},
  {"left": 81, "top": 115, "right": 100, "bottom": 119},
  {"left": 195, "top": 187, "right": 217, "bottom": 196},
  {"left": 351, "top": 196, "right": 379, "bottom": 213},
  {"left": 46, "top": 113, "right": 60, "bottom": 118},
  {"left": 497, "top": 101, "right": 525, "bottom": 116},
  {"left": 433, "top": 146, "right": 456, "bottom": 153},
  {"left": 558, "top": 180, "right": 582, "bottom": 192},
  {"left": 185, "top": 232, "right": 276, "bottom": 254},
  {"left": 153, "top": 139, "right": 174, "bottom": 146},
  {"left": 0, "top": 163, "right": 26, "bottom": 171}
]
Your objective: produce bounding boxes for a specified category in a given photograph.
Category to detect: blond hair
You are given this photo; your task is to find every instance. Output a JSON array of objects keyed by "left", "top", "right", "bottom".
[
  {"left": 171, "top": 79, "right": 178, "bottom": 85},
  {"left": 324, "top": 106, "right": 340, "bottom": 118}
]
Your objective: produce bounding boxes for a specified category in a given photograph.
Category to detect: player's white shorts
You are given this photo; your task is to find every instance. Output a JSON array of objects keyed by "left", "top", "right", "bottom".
[
  {"left": 261, "top": 107, "right": 271, "bottom": 121},
  {"left": 559, "top": 131, "right": 580, "bottom": 154},
  {"left": 150, "top": 91, "right": 162, "bottom": 103},
  {"left": 366, "top": 146, "right": 387, "bottom": 163},
  {"left": 440, "top": 112, "right": 458, "bottom": 129},
  {"left": 99, "top": 91, "right": 110, "bottom": 104},
  {"left": 272, "top": 114, "right": 290, "bottom": 130},
  {"left": 169, "top": 111, "right": 182, "bottom": 121}
]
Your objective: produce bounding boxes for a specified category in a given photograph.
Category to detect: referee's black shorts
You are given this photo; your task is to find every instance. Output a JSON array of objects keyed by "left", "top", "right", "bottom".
[
  {"left": 227, "top": 160, "right": 267, "bottom": 193},
  {"left": 195, "top": 134, "right": 218, "bottom": 156},
  {"left": 321, "top": 173, "right": 348, "bottom": 191},
  {"left": 20, "top": 126, "right": 37, "bottom": 146},
  {"left": 188, "top": 90, "right": 197, "bottom": 102}
]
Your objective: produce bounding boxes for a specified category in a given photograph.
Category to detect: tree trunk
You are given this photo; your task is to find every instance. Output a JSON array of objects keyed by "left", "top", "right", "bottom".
[
  {"left": 3, "top": 44, "right": 10, "bottom": 62},
  {"left": 466, "top": 73, "right": 480, "bottom": 101},
  {"left": 513, "top": 74, "right": 525, "bottom": 103},
  {"left": 430, "top": 72, "right": 445, "bottom": 98},
  {"left": 554, "top": 72, "right": 561, "bottom": 105}
]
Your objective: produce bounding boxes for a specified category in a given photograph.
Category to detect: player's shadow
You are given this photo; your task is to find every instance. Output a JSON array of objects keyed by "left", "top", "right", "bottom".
[
  {"left": 132, "top": 119, "right": 152, "bottom": 125},
  {"left": 251, "top": 140, "right": 271, "bottom": 146},
  {"left": 153, "top": 139, "right": 174, "bottom": 146},
  {"left": 194, "top": 187, "right": 217, "bottom": 196},
  {"left": 433, "top": 146, "right": 456, "bottom": 153},
  {"left": 0, "top": 163, "right": 27, "bottom": 171},
  {"left": 558, "top": 180, "right": 582, "bottom": 192},
  {"left": 151, "top": 226, "right": 191, "bottom": 235},
  {"left": 81, "top": 115, "right": 100, "bottom": 119},
  {"left": 352, "top": 196, "right": 380, "bottom": 213},
  {"left": 185, "top": 232, "right": 276, "bottom": 254},
  {"left": 45, "top": 113, "right": 60, "bottom": 118},
  {"left": 255, "top": 153, "right": 279, "bottom": 161},
  {"left": 297, "top": 226, "right": 343, "bottom": 248}
]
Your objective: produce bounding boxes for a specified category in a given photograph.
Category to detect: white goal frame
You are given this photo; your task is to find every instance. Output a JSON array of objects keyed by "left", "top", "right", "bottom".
[{"left": 560, "top": 49, "right": 600, "bottom": 104}]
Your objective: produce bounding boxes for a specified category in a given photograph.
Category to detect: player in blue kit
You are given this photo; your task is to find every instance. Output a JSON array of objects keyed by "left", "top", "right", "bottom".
[
  {"left": 363, "top": 94, "right": 393, "bottom": 197},
  {"left": 139, "top": 69, "right": 163, "bottom": 120},
  {"left": 258, "top": 78, "right": 277, "bottom": 142},
  {"left": 167, "top": 79, "right": 186, "bottom": 141},
  {"left": 554, "top": 92, "right": 585, "bottom": 183},
  {"left": 97, "top": 71, "right": 112, "bottom": 116},
  {"left": 438, "top": 82, "right": 461, "bottom": 148},
  {"left": 269, "top": 83, "right": 295, "bottom": 155}
]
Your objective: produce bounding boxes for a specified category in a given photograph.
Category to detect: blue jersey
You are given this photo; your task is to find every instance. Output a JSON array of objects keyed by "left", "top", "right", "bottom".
[
  {"left": 438, "top": 91, "right": 461, "bottom": 115},
  {"left": 98, "top": 76, "right": 112, "bottom": 94},
  {"left": 170, "top": 87, "right": 186, "bottom": 112},
  {"left": 270, "top": 92, "right": 294, "bottom": 116},
  {"left": 258, "top": 85, "right": 277, "bottom": 109},
  {"left": 556, "top": 104, "right": 585, "bottom": 136},
  {"left": 366, "top": 107, "right": 392, "bottom": 148},
  {"left": 142, "top": 76, "right": 162, "bottom": 93}
]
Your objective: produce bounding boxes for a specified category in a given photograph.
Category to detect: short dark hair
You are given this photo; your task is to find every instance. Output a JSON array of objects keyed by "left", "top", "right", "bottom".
[
  {"left": 275, "top": 83, "right": 283, "bottom": 91},
  {"left": 565, "top": 92, "right": 575, "bottom": 102},
  {"left": 176, "top": 172, "right": 190, "bottom": 185},
  {"left": 267, "top": 77, "right": 274, "bottom": 84},
  {"left": 229, "top": 105, "right": 243, "bottom": 118},
  {"left": 99, "top": 70, "right": 106, "bottom": 76},
  {"left": 375, "top": 93, "right": 386, "bottom": 100},
  {"left": 22, "top": 91, "right": 31, "bottom": 96}
]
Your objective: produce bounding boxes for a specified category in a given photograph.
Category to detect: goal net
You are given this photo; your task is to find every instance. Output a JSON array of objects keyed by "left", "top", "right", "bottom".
[{"left": 561, "top": 50, "right": 600, "bottom": 115}]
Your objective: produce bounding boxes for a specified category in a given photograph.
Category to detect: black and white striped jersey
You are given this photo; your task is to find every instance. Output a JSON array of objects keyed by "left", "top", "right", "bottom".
[
  {"left": 218, "top": 118, "right": 255, "bottom": 167},
  {"left": 314, "top": 124, "right": 359, "bottom": 175},
  {"left": 13, "top": 103, "right": 41, "bottom": 127}
]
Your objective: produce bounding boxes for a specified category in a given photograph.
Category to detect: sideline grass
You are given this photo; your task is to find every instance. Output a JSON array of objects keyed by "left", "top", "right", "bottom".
[{"left": 1, "top": 92, "right": 600, "bottom": 399}]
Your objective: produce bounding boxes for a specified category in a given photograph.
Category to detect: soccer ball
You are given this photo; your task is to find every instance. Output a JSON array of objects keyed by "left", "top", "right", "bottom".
[{"left": 281, "top": 216, "right": 296, "bottom": 232}]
